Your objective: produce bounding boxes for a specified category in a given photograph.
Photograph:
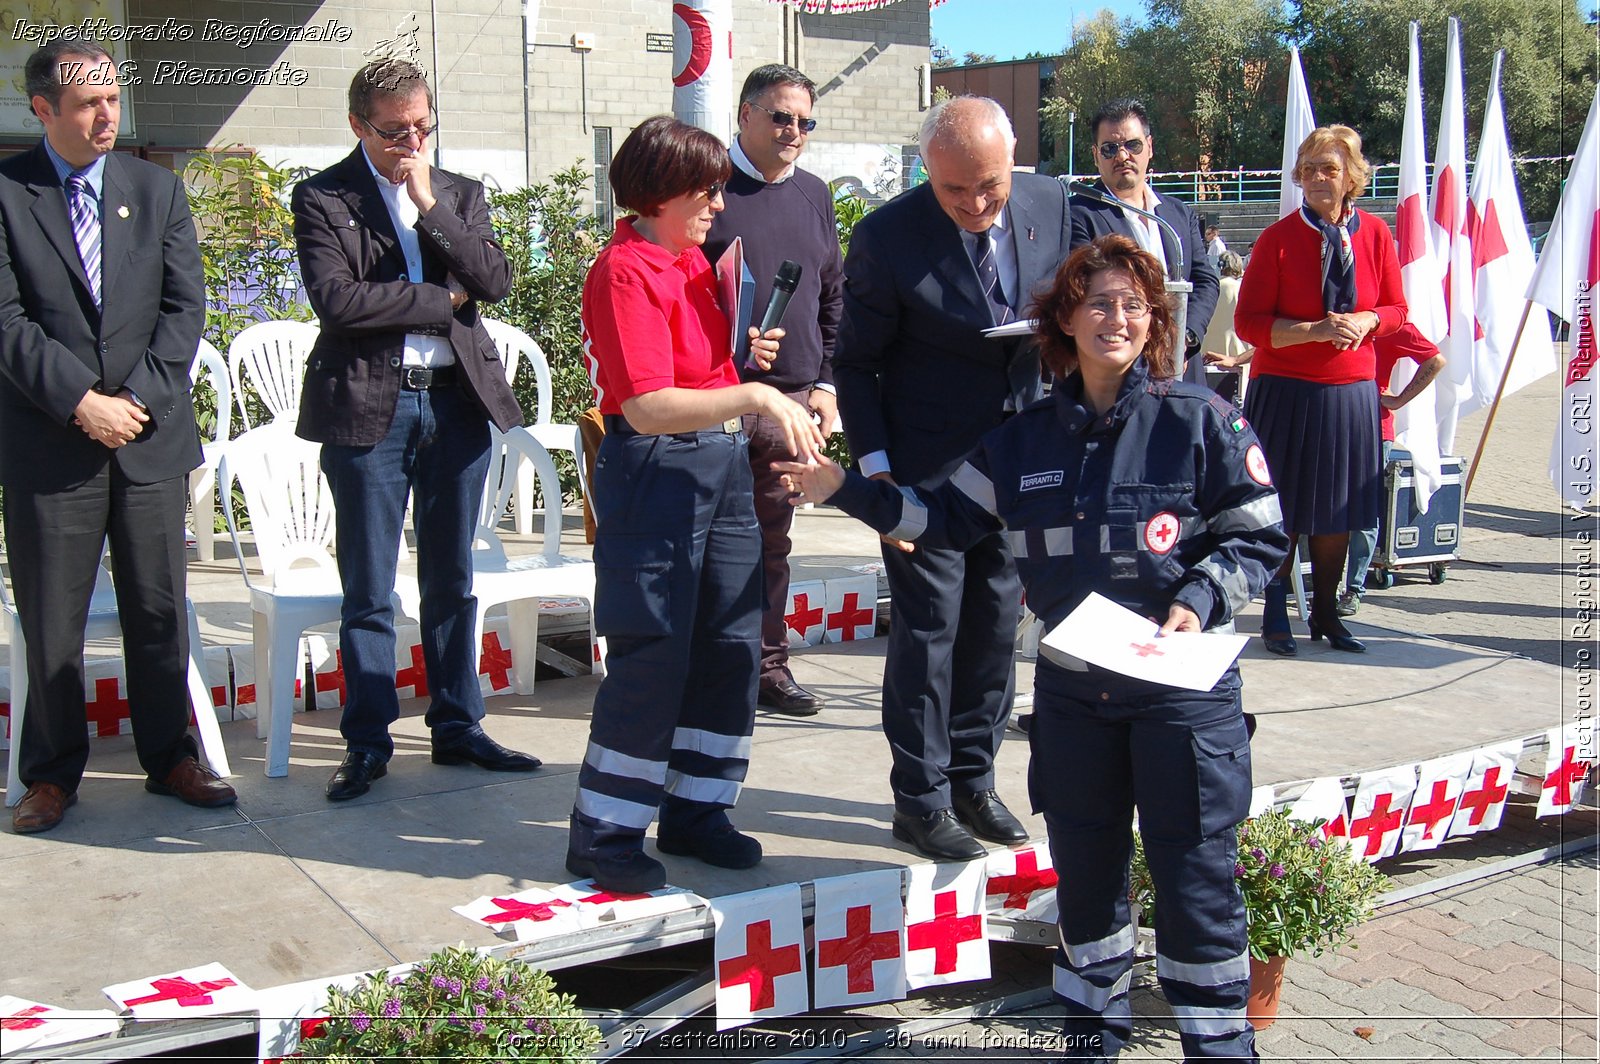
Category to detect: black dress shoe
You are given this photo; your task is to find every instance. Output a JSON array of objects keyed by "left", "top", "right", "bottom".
[
  {"left": 892, "top": 809, "right": 987, "bottom": 861},
  {"left": 565, "top": 849, "right": 667, "bottom": 894},
  {"left": 432, "top": 728, "right": 542, "bottom": 772},
  {"left": 951, "top": 789, "right": 1029, "bottom": 844},
  {"left": 326, "top": 752, "right": 387, "bottom": 802},
  {"left": 757, "top": 678, "right": 822, "bottom": 716}
]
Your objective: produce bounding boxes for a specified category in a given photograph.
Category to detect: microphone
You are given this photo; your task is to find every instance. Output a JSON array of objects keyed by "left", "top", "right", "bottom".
[
  {"left": 1067, "top": 180, "right": 1186, "bottom": 280},
  {"left": 746, "top": 260, "right": 803, "bottom": 369}
]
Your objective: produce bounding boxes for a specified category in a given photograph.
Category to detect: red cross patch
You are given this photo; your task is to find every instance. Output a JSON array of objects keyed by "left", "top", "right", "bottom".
[
  {"left": 1245, "top": 444, "right": 1272, "bottom": 486},
  {"left": 1144, "top": 512, "right": 1180, "bottom": 554}
]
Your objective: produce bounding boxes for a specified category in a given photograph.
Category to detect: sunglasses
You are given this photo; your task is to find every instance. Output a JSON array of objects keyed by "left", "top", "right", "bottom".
[
  {"left": 359, "top": 113, "right": 437, "bottom": 142},
  {"left": 1097, "top": 138, "right": 1146, "bottom": 160},
  {"left": 703, "top": 181, "right": 725, "bottom": 200},
  {"left": 749, "top": 101, "right": 817, "bottom": 133}
]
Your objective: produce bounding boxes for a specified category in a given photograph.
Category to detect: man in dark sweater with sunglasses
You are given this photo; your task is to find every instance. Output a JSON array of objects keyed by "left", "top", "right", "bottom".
[{"left": 704, "top": 64, "right": 844, "bottom": 718}]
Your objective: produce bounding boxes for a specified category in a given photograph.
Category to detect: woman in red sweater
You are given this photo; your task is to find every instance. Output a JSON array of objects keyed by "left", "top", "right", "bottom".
[{"left": 1235, "top": 125, "right": 1407, "bottom": 655}]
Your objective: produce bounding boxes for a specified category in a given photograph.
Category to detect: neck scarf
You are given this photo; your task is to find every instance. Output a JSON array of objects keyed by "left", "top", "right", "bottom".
[{"left": 1300, "top": 204, "right": 1361, "bottom": 314}]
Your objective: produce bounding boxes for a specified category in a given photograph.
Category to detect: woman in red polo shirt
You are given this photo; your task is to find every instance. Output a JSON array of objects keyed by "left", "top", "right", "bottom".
[
  {"left": 565, "top": 115, "right": 824, "bottom": 893},
  {"left": 1236, "top": 125, "right": 1407, "bottom": 656}
]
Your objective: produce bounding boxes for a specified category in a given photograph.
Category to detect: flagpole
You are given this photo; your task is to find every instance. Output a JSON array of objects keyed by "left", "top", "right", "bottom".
[{"left": 1463, "top": 300, "right": 1536, "bottom": 502}]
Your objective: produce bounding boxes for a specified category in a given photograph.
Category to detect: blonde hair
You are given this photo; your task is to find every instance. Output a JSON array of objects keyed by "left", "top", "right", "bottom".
[{"left": 1292, "top": 125, "right": 1371, "bottom": 207}]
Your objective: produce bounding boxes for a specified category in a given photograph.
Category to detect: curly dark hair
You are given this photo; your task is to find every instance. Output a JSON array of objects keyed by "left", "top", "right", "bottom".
[{"left": 1029, "top": 235, "right": 1177, "bottom": 381}]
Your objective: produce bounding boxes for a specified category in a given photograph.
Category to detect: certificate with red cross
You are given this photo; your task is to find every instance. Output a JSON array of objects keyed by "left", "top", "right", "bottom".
[{"left": 1040, "top": 592, "right": 1248, "bottom": 691}]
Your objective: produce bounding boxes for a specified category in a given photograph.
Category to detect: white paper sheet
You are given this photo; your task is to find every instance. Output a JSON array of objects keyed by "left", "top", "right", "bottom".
[
  {"left": 980, "top": 319, "right": 1038, "bottom": 339},
  {"left": 1040, "top": 593, "right": 1248, "bottom": 692}
]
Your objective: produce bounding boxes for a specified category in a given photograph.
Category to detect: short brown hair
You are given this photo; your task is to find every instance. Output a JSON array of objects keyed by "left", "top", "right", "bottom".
[
  {"left": 349, "top": 58, "right": 432, "bottom": 120},
  {"left": 609, "top": 115, "right": 731, "bottom": 217},
  {"left": 1293, "top": 125, "right": 1371, "bottom": 205},
  {"left": 1030, "top": 235, "right": 1177, "bottom": 381}
]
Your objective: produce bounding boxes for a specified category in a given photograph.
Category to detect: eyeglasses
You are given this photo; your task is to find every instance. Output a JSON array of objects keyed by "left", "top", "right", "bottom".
[
  {"left": 359, "top": 113, "right": 438, "bottom": 142},
  {"left": 1097, "top": 138, "right": 1146, "bottom": 160},
  {"left": 1083, "top": 297, "right": 1151, "bottom": 319},
  {"left": 703, "top": 182, "right": 725, "bottom": 200},
  {"left": 1299, "top": 163, "right": 1346, "bottom": 180},
  {"left": 749, "top": 101, "right": 817, "bottom": 133}
]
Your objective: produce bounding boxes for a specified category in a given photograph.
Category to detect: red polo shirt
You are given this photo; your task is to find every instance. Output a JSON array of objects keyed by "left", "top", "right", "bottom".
[{"left": 581, "top": 216, "right": 738, "bottom": 416}]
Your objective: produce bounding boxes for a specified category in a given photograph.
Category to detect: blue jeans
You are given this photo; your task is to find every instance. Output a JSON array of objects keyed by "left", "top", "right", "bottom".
[
  {"left": 1345, "top": 440, "right": 1393, "bottom": 592},
  {"left": 320, "top": 385, "right": 492, "bottom": 760}
]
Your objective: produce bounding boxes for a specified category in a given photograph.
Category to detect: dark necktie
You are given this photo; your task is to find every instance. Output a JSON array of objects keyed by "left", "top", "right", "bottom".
[
  {"left": 66, "top": 173, "right": 102, "bottom": 307},
  {"left": 967, "top": 227, "right": 1012, "bottom": 327}
]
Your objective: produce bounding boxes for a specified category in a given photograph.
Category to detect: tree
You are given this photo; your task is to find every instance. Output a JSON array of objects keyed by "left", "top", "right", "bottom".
[
  {"left": 1042, "top": 10, "right": 1142, "bottom": 172},
  {"left": 961, "top": 51, "right": 999, "bottom": 65}
]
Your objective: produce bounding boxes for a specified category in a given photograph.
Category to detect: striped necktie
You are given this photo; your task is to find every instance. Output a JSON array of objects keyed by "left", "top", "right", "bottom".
[
  {"left": 967, "top": 227, "right": 1012, "bottom": 327},
  {"left": 66, "top": 173, "right": 102, "bottom": 307}
]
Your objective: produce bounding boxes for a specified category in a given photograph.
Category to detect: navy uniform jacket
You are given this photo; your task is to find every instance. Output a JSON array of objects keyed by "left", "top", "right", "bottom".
[{"left": 829, "top": 358, "right": 1288, "bottom": 692}]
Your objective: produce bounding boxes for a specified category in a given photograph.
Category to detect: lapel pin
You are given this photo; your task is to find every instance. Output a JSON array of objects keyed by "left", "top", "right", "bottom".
[
  {"left": 116, "top": 205, "right": 129, "bottom": 218},
  {"left": 1027, "top": 226, "right": 1035, "bottom": 241}
]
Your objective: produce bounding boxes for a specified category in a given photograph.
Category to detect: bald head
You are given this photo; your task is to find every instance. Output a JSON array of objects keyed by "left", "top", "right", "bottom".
[{"left": 919, "top": 96, "right": 1017, "bottom": 233}]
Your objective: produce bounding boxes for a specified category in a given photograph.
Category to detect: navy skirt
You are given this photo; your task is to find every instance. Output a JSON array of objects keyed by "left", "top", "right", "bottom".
[{"left": 1244, "top": 374, "right": 1381, "bottom": 535}]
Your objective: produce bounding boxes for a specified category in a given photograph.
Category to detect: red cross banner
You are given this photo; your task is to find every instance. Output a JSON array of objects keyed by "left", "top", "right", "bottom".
[
  {"left": 824, "top": 575, "right": 878, "bottom": 643},
  {"left": 1287, "top": 776, "right": 1351, "bottom": 843},
  {"left": 549, "top": 879, "right": 700, "bottom": 928},
  {"left": 0, "top": 995, "right": 119, "bottom": 1056},
  {"left": 984, "top": 843, "right": 1059, "bottom": 923},
  {"left": 1537, "top": 723, "right": 1597, "bottom": 817},
  {"left": 308, "top": 633, "right": 347, "bottom": 711},
  {"left": 813, "top": 869, "right": 906, "bottom": 1009},
  {"left": 200, "top": 645, "right": 233, "bottom": 722},
  {"left": 453, "top": 889, "right": 580, "bottom": 941},
  {"left": 476, "top": 619, "right": 516, "bottom": 696},
  {"left": 904, "top": 859, "right": 989, "bottom": 990},
  {"left": 1349, "top": 766, "right": 1419, "bottom": 864},
  {"left": 254, "top": 971, "right": 372, "bottom": 1064},
  {"left": 103, "top": 963, "right": 255, "bottom": 1019},
  {"left": 1447, "top": 739, "right": 1522, "bottom": 837},
  {"left": 393, "top": 624, "right": 430, "bottom": 701},
  {"left": 1399, "top": 752, "right": 1473, "bottom": 854},
  {"left": 81, "top": 660, "right": 132, "bottom": 739},
  {"left": 784, "top": 579, "right": 827, "bottom": 648},
  {"left": 711, "top": 884, "right": 808, "bottom": 1030},
  {"left": 230, "top": 641, "right": 305, "bottom": 722}
]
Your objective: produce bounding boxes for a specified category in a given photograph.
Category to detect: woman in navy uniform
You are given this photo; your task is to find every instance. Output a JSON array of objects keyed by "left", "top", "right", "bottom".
[
  {"left": 781, "top": 235, "right": 1286, "bottom": 1061},
  {"left": 566, "top": 116, "right": 824, "bottom": 893}
]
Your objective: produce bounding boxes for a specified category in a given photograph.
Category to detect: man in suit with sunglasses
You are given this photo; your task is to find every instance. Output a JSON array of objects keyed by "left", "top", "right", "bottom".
[{"left": 293, "top": 57, "right": 535, "bottom": 801}]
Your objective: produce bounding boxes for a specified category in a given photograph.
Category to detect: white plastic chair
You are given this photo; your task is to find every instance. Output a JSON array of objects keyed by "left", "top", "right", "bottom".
[
  {"left": 4, "top": 556, "right": 230, "bottom": 807},
  {"left": 474, "top": 425, "right": 601, "bottom": 694},
  {"left": 228, "top": 320, "right": 318, "bottom": 431},
  {"left": 481, "top": 318, "right": 581, "bottom": 535},
  {"left": 188, "top": 338, "right": 231, "bottom": 562}
]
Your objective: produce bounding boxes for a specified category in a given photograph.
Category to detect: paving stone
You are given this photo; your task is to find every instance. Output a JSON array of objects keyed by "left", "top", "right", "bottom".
[
  {"left": 1393, "top": 939, "right": 1486, "bottom": 979},
  {"left": 1387, "top": 905, "right": 1472, "bottom": 938},
  {"left": 1563, "top": 1024, "right": 1599, "bottom": 1060},
  {"left": 1394, "top": 966, "right": 1500, "bottom": 1011},
  {"left": 1485, "top": 1016, "right": 1570, "bottom": 1056},
  {"left": 1456, "top": 939, "right": 1553, "bottom": 975}
]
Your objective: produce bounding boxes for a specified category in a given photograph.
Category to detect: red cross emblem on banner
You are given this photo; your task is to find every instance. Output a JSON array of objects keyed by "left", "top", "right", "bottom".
[
  {"left": 483, "top": 897, "right": 570, "bottom": 924},
  {"left": 1143, "top": 512, "right": 1179, "bottom": 555},
  {"left": 2, "top": 1005, "right": 47, "bottom": 1031},
  {"left": 1456, "top": 766, "right": 1509, "bottom": 826},
  {"left": 124, "top": 976, "right": 238, "bottom": 1008},
  {"left": 1545, "top": 746, "right": 1593, "bottom": 807},
  {"left": 1348, "top": 794, "right": 1404, "bottom": 857},
  {"left": 817, "top": 905, "right": 901, "bottom": 993},
  {"left": 718, "top": 919, "right": 802, "bottom": 1011},
  {"left": 827, "top": 593, "right": 872, "bottom": 640},
  {"left": 314, "top": 649, "right": 347, "bottom": 704},
  {"left": 986, "top": 851, "right": 1058, "bottom": 910},
  {"left": 785, "top": 593, "right": 824, "bottom": 637},
  {"left": 479, "top": 632, "right": 513, "bottom": 690},
  {"left": 1406, "top": 779, "right": 1458, "bottom": 840},
  {"left": 907, "top": 890, "right": 982, "bottom": 975},
  {"left": 86, "top": 676, "right": 129, "bottom": 737},
  {"left": 576, "top": 882, "right": 653, "bottom": 904},
  {"left": 394, "top": 645, "right": 430, "bottom": 697}
]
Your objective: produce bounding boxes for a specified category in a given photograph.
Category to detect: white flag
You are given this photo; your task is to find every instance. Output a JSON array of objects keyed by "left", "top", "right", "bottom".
[
  {"left": 1348, "top": 766, "right": 1418, "bottom": 864},
  {"left": 711, "top": 884, "right": 808, "bottom": 1030},
  {"left": 1528, "top": 88, "right": 1600, "bottom": 507},
  {"left": 904, "top": 859, "right": 990, "bottom": 989},
  {"left": 1447, "top": 739, "right": 1522, "bottom": 837},
  {"left": 1277, "top": 46, "right": 1316, "bottom": 220},
  {"left": 103, "top": 963, "right": 256, "bottom": 1019},
  {"left": 1399, "top": 751, "right": 1472, "bottom": 853},
  {"left": 1467, "top": 52, "right": 1557, "bottom": 419},
  {"left": 1286, "top": 776, "right": 1349, "bottom": 841},
  {"left": 1537, "top": 723, "right": 1597, "bottom": 817},
  {"left": 1430, "top": 18, "right": 1475, "bottom": 455},
  {"left": 812, "top": 869, "right": 907, "bottom": 1008},
  {"left": 0, "top": 996, "right": 119, "bottom": 1056},
  {"left": 983, "top": 841, "right": 1060, "bottom": 923}
]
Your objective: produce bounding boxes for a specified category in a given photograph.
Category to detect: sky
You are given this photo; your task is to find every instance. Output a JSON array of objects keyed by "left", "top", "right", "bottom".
[{"left": 930, "top": 1, "right": 1149, "bottom": 62}]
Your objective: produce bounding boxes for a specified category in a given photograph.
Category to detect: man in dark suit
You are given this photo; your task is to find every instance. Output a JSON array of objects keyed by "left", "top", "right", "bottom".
[
  {"left": 1, "top": 41, "right": 236, "bottom": 833},
  {"left": 293, "top": 57, "right": 537, "bottom": 801},
  {"left": 834, "top": 95, "right": 1070, "bottom": 861},
  {"left": 1070, "top": 98, "right": 1219, "bottom": 365}
]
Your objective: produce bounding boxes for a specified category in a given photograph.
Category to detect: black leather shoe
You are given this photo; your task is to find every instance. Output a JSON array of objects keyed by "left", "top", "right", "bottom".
[
  {"left": 1309, "top": 615, "right": 1366, "bottom": 653},
  {"left": 432, "top": 729, "right": 542, "bottom": 772},
  {"left": 892, "top": 809, "right": 987, "bottom": 861},
  {"left": 565, "top": 849, "right": 667, "bottom": 894},
  {"left": 758, "top": 678, "right": 822, "bottom": 716},
  {"left": 951, "top": 789, "right": 1029, "bottom": 844},
  {"left": 658, "top": 823, "right": 763, "bottom": 869},
  {"left": 326, "top": 752, "right": 387, "bottom": 802}
]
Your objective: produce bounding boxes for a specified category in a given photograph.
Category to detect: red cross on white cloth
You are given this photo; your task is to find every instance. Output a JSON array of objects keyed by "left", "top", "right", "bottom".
[
  {"left": 454, "top": 890, "right": 578, "bottom": 941},
  {"left": 254, "top": 971, "right": 371, "bottom": 1064},
  {"left": 812, "top": 868, "right": 906, "bottom": 1008},
  {"left": 1447, "top": 739, "right": 1522, "bottom": 837},
  {"left": 711, "top": 884, "right": 808, "bottom": 1029},
  {"left": 824, "top": 575, "right": 877, "bottom": 643},
  {"left": 477, "top": 626, "right": 515, "bottom": 694},
  {"left": 904, "top": 860, "right": 988, "bottom": 990},
  {"left": 1399, "top": 752, "right": 1472, "bottom": 854},
  {"left": 0, "top": 996, "right": 119, "bottom": 1056},
  {"left": 1349, "top": 766, "right": 1418, "bottom": 863},
  {"left": 784, "top": 581, "right": 827, "bottom": 647},
  {"left": 984, "top": 844, "right": 1058, "bottom": 919},
  {"left": 1538, "top": 724, "right": 1597, "bottom": 817},
  {"left": 1287, "top": 776, "right": 1350, "bottom": 842},
  {"left": 104, "top": 963, "right": 255, "bottom": 1019}
]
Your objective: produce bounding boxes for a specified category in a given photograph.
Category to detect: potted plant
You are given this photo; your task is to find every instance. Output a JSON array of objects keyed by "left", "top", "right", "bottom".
[
  {"left": 295, "top": 945, "right": 602, "bottom": 1061},
  {"left": 1131, "top": 809, "right": 1389, "bottom": 1029}
]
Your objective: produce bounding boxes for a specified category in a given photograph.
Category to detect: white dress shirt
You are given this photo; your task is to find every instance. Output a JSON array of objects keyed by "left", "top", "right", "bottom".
[{"left": 362, "top": 148, "right": 453, "bottom": 369}]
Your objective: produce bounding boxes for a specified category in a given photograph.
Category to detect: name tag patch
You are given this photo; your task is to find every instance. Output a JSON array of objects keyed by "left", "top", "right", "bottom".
[{"left": 1019, "top": 470, "right": 1064, "bottom": 492}]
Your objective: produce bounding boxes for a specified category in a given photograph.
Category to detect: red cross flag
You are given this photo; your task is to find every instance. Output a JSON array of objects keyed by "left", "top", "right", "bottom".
[
  {"left": 1349, "top": 766, "right": 1419, "bottom": 864},
  {"left": 104, "top": 963, "right": 255, "bottom": 1019},
  {"left": 711, "top": 884, "right": 808, "bottom": 1030},
  {"left": 309, "top": 634, "right": 347, "bottom": 710},
  {"left": 453, "top": 889, "right": 579, "bottom": 940},
  {"left": 984, "top": 843, "right": 1059, "bottom": 923},
  {"left": 393, "top": 624, "right": 430, "bottom": 700},
  {"left": 0, "top": 996, "right": 119, "bottom": 1056},
  {"left": 813, "top": 869, "right": 906, "bottom": 1009},
  {"left": 904, "top": 859, "right": 989, "bottom": 990},
  {"left": 549, "top": 879, "right": 700, "bottom": 928},
  {"left": 824, "top": 575, "right": 877, "bottom": 642},
  {"left": 229, "top": 641, "right": 304, "bottom": 722},
  {"left": 1537, "top": 723, "right": 1597, "bottom": 817},
  {"left": 477, "top": 619, "right": 516, "bottom": 696},
  {"left": 1399, "top": 752, "right": 1473, "bottom": 854},
  {"left": 784, "top": 579, "right": 827, "bottom": 648},
  {"left": 1287, "top": 777, "right": 1350, "bottom": 844},
  {"left": 255, "top": 970, "right": 372, "bottom": 1064},
  {"left": 82, "top": 660, "right": 132, "bottom": 738},
  {"left": 1448, "top": 739, "right": 1522, "bottom": 837},
  {"left": 201, "top": 644, "right": 232, "bottom": 722}
]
